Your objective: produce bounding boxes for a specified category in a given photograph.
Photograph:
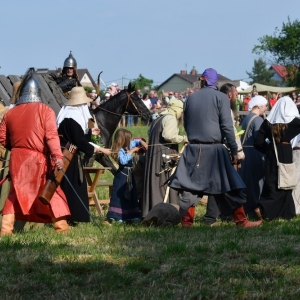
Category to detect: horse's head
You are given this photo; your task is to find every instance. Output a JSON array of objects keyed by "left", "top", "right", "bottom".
[{"left": 125, "top": 82, "right": 151, "bottom": 121}]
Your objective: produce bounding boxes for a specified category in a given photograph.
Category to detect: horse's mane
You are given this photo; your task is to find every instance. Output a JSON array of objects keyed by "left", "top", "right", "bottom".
[{"left": 96, "top": 90, "right": 126, "bottom": 113}]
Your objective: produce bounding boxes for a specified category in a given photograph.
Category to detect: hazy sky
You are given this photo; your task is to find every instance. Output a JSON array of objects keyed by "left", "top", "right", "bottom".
[{"left": 0, "top": 0, "right": 299, "bottom": 88}]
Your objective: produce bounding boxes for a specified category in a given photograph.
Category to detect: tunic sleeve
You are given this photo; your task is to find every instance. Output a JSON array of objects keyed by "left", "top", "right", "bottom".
[
  {"left": 254, "top": 119, "right": 269, "bottom": 154},
  {"left": 161, "top": 115, "right": 188, "bottom": 143},
  {"left": 231, "top": 111, "right": 244, "bottom": 159},
  {"left": 252, "top": 117, "right": 263, "bottom": 141},
  {"left": 219, "top": 98, "right": 238, "bottom": 155},
  {"left": 59, "top": 118, "right": 94, "bottom": 157},
  {"left": 130, "top": 140, "right": 141, "bottom": 148},
  {"left": 0, "top": 114, "right": 8, "bottom": 149},
  {"left": 44, "top": 108, "right": 64, "bottom": 159},
  {"left": 118, "top": 148, "right": 132, "bottom": 165}
]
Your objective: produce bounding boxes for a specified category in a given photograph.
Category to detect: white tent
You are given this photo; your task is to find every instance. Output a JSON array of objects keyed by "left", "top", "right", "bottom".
[{"left": 239, "top": 83, "right": 296, "bottom": 94}]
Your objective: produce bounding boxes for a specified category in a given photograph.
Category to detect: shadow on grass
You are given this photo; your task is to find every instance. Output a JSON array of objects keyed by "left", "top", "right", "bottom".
[{"left": 1, "top": 216, "right": 300, "bottom": 298}]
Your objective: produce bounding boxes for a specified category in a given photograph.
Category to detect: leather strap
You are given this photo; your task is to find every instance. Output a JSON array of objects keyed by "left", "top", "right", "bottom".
[{"left": 241, "top": 114, "right": 258, "bottom": 146}]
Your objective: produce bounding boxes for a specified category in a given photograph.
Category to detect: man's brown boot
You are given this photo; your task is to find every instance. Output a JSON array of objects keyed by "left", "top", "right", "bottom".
[
  {"left": 181, "top": 206, "right": 195, "bottom": 227},
  {"left": 233, "top": 206, "right": 262, "bottom": 228},
  {"left": 52, "top": 217, "right": 69, "bottom": 233},
  {"left": 1, "top": 214, "right": 15, "bottom": 236}
]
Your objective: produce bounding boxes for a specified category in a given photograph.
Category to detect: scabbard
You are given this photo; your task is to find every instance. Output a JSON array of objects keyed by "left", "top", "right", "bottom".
[{"left": 39, "top": 142, "right": 77, "bottom": 205}]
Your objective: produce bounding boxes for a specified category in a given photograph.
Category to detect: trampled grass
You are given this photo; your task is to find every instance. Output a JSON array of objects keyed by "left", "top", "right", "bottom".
[{"left": 2, "top": 125, "right": 300, "bottom": 299}]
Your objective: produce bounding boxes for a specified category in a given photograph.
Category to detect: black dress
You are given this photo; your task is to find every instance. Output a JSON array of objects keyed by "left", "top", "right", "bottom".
[
  {"left": 58, "top": 118, "right": 94, "bottom": 222},
  {"left": 254, "top": 118, "right": 300, "bottom": 220}
]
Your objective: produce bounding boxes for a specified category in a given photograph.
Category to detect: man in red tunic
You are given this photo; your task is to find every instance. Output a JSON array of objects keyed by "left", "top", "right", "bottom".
[
  {"left": 269, "top": 93, "right": 278, "bottom": 109},
  {"left": 0, "top": 68, "right": 70, "bottom": 235}
]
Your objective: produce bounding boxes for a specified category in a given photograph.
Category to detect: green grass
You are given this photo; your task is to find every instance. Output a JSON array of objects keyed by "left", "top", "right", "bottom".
[
  {"left": 3, "top": 124, "right": 300, "bottom": 299},
  {"left": 2, "top": 211, "right": 300, "bottom": 299}
]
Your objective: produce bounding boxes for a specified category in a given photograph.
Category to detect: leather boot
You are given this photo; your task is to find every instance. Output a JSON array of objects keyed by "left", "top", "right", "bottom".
[
  {"left": 52, "top": 217, "right": 69, "bottom": 233},
  {"left": 181, "top": 206, "right": 195, "bottom": 227},
  {"left": 233, "top": 206, "right": 262, "bottom": 228},
  {"left": 1, "top": 214, "right": 15, "bottom": 236},
  {"left": 254, "top": 207, "right": 263, "bottom": 220}
]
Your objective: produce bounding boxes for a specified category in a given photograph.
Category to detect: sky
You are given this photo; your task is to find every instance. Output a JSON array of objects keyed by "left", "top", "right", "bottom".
[{"left": 0, "top": 0, "right": 299, "bottom": 89}]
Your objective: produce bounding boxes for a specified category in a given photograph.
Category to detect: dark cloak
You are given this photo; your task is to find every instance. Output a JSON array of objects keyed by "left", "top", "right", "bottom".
[
  {"left": 58, "top": 118, "right": 94, "bottom": 222},
  {"left": 141, "top": 115, "right": 180, "bottom": 218}
]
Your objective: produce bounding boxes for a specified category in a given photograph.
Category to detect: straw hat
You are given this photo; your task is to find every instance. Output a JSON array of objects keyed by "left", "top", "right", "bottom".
[
  {"left": 66, "top": 87, "right": 93, "bottom": 106},
  {"left": 10, "top": 81, "right": 21, "bottom": 104}
]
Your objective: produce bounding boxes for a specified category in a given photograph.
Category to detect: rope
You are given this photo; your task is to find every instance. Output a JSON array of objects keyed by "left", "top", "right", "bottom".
[{"left": 59, "top": 169, "right": 103, "bottom": 233}]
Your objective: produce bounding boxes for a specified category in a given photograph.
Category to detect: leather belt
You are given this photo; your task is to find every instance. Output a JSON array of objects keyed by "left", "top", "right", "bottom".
[
  {"left": 190, "top": 141, "right": 221, "bottom": 144},
  {"left": 293, "top": 147, "right": 300, "bottom": 150}
]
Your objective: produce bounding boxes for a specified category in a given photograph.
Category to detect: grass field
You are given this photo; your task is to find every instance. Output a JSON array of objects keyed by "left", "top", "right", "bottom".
[{"left": 2, "top": 125, "right": 300, "bottom": 299}]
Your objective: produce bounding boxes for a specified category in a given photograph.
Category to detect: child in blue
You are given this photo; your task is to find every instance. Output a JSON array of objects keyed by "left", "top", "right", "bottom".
[{"left": 106, "top": 129, "right": 148, "bottom": 223}]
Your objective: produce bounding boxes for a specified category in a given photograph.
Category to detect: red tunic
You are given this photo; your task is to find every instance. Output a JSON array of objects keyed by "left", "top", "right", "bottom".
[
  {"left": 0, "top": 103, "right": 70, "bottom": 222},
  {"left": 269, "top": 98, "right": 278, "bottom": 109}
]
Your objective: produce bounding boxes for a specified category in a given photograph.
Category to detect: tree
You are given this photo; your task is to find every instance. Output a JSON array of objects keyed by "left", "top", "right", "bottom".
[
  {"left": 253, "top": 17, "right": 300, "bottom": 87},
  {"left": 130, "top": 74, "right": 154, "bottom": 91},
  {"left": 246, "top": 58, "right": 279, "bottom": 86}
]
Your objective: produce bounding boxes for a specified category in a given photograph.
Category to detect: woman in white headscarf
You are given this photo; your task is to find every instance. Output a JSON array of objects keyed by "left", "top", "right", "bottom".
[
  {"left": 254, "top": 96, "right": 300, "bottom": 220},
  {"left": 57, "top": 87, "right": 111, "bottom": 224},
  {"left": 238, "top": 95, "right": 268, "bottom": 217}
]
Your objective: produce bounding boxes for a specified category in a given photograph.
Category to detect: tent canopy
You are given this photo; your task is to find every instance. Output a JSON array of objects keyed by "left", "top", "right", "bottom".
[{"left": 239, "top": 83, "right": 296, "bottom": 94}]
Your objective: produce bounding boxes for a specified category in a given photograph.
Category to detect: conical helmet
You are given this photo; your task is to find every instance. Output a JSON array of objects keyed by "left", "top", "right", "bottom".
[
  {"left": 63, "top": 51, "right": 77, "bottom": 68},
  {"left": 17, "top": 75, "right": 42, "bottom": 105}
]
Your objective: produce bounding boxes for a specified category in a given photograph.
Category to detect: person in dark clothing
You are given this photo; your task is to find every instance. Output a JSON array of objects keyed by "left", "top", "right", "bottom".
[
  {"left": 141, "top": 100, "right": 187, "bottom": 218},
  {"left": 254, "top": 96, "right": 300, "bottom": 220},
  {"left": 169, "top": 68, "right": 262, "bottom": 228},
  {"left": 50, "top": 51, "right": 81, "bottom": 98},
  {"left": 202, "top": 83, "right": 246, "bottom": 225},
  {"left": 56, "top": 87, "right": 111, "bottom": 224}
]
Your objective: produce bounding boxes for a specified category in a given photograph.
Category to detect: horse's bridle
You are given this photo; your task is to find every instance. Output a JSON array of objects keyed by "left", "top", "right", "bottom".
[
  {"left": 125, "top": 91, "right": 143, "bottom": 116},
  {"left": 97, "top": 91, "right": 142, "bottom": 117}
]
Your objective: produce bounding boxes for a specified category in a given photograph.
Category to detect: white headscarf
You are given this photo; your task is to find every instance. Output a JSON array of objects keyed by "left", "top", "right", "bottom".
[
  {"left": 56, "top": 104, "right": 92, "bottom": 134},
  {"left": 267, "top": 96, "right": 299, "bottom": 124},
  {"left": 248, "top": 95, "right": 268, "bottom": 111}
]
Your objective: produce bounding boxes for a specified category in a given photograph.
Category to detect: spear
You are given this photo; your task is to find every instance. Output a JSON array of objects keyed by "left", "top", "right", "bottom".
[{"left": 96, "top": 71, "right": 103, "bottom": 97}]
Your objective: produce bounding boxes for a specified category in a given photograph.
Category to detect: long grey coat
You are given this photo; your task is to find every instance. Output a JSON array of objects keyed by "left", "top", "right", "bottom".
[{"left": 169, "top": 87, "right": 245, "bottom": 194}]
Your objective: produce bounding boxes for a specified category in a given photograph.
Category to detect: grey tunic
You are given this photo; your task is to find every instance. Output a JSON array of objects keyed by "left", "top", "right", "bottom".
[
  {"left": 238, "top": 113, "right": 265, "bottom": 214},
  {"left": 169, "top": 87, "right": 245, "bottom": 194}
]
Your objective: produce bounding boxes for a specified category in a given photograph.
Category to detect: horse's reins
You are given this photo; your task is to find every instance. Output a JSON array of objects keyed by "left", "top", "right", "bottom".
[{"left": 96, "top": 91, "right": 142, "bottom": 117}]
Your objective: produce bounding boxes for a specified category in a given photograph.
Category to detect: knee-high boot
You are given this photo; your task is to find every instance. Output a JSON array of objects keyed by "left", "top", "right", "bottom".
[
  {"left": 52, "top": 217, "right": 69, "bottom": 233},
  {"left": 181, "top": 206, "right": 195, "bottom": 227},
  {"left": 233, "top": 206, "right": 262, "bottom": 228},
  {"left": 1, "top": 214, "right": 15, "bottom": 236}
]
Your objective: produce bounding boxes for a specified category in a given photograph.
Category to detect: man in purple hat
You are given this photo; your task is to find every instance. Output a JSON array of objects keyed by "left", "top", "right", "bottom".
[{"left": 169, "top": 68, "right": 262, "bottom": 228}]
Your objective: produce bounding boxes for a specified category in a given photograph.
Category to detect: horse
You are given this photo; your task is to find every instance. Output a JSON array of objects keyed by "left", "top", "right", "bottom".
[{"left": 92, "top": 82, "right": 151, "bottom": 173}]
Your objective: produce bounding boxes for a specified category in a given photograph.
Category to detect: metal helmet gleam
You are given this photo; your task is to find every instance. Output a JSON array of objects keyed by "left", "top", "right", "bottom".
[
  {"left": 17, "top": 77, "right": 42, "bottom": 104},
  {"left": 63, "top": 51, "right": 77, "bottom": 68}
]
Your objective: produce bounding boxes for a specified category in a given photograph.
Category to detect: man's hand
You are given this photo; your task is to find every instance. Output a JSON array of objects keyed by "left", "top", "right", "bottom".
[
  {"left": 55, "top": 158, "right": 64, "bottom": 170},
  {"left": 231, "top": 154, "right": 238, "bottom": 165}
]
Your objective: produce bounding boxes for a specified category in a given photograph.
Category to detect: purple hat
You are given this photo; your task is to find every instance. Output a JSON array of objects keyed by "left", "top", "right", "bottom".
[{"left": 200, "top": 68, "right": 218, "bottom": 86}]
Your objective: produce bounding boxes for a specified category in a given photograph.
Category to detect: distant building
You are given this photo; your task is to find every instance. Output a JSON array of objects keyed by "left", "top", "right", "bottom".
[
  {"left": 269, "top": 65, "right": 288, "bottom": 84},
  {"left": 156, "top": 69, "right": 233, "bottom": 93},
  {"left": 36, "top": 68, "right": 96, "bottom": 88}
]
